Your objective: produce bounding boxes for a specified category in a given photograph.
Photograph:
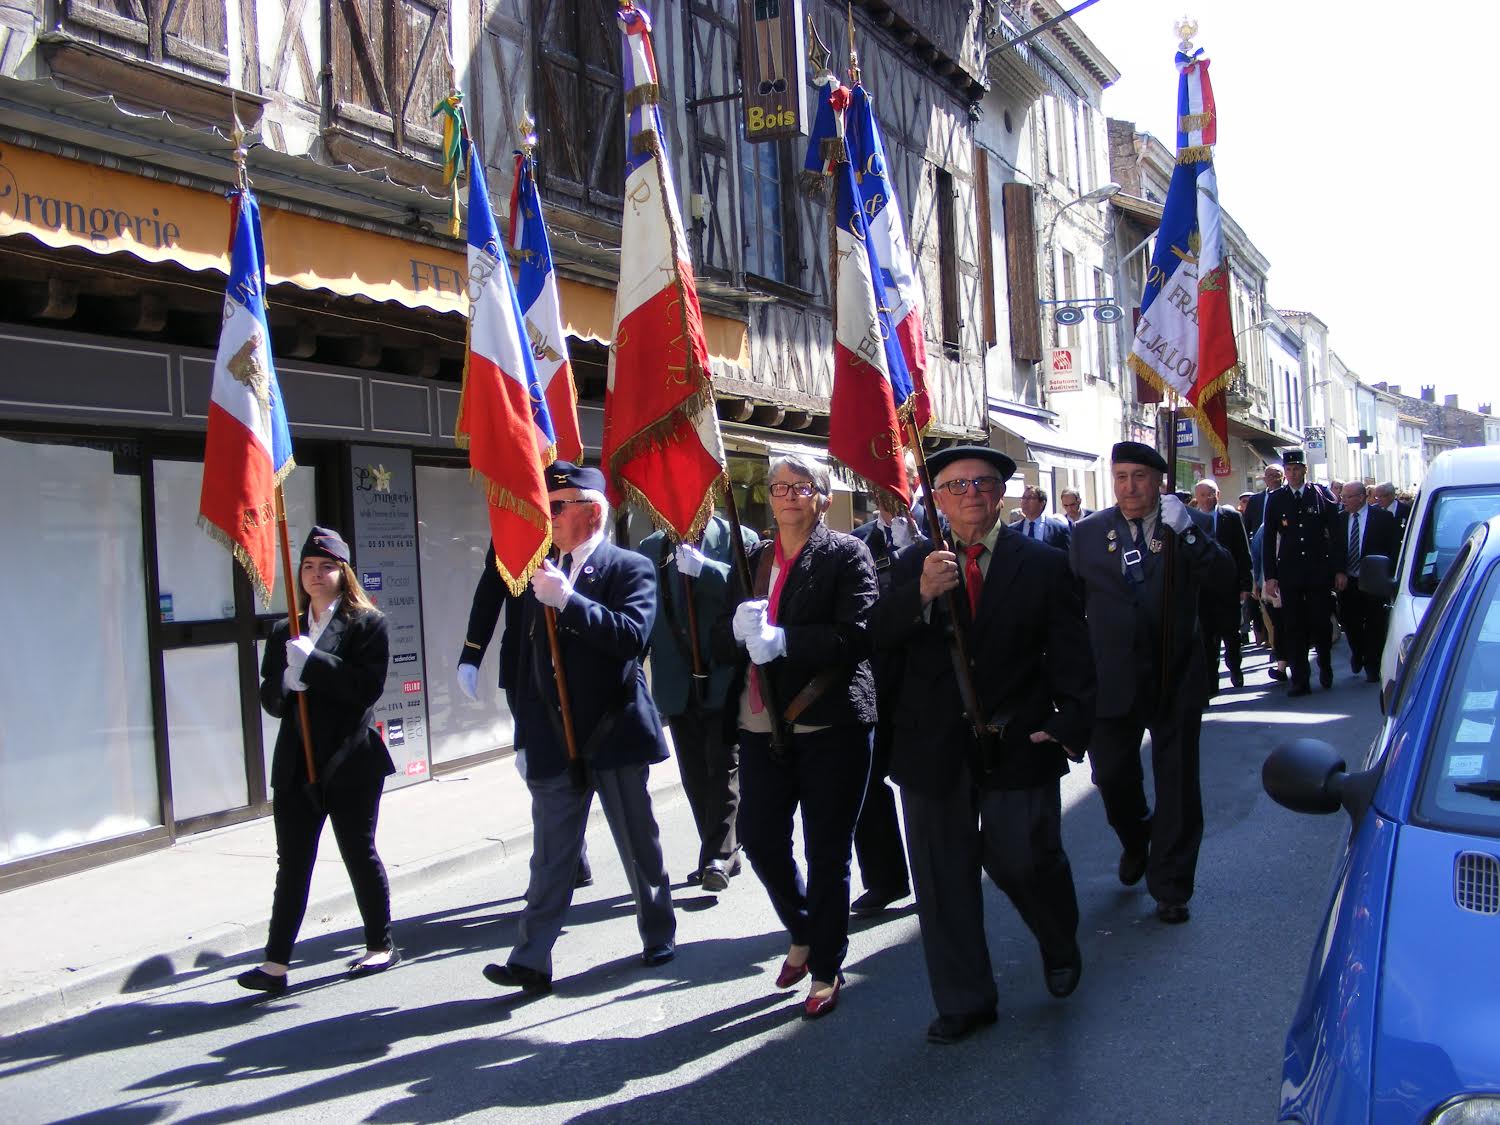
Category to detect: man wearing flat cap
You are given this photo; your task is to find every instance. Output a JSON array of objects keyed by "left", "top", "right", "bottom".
[
  {"left": 1070, "top": 442, "right": 1234, "bottom": 925},
  {"left": 1260, "top": 448, "right": 1341, "bottom": 696},
  {"left": 459, "top": 461, "right": 676, "bottom": 995},
  {"left": 874, "top": 445, "right": 1096, "bottom": 1045}
]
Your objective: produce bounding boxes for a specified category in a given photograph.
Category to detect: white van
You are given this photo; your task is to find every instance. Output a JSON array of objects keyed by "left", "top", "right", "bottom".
[{"left": 1373, "top": 446, "right": 1500, "bottom": 703}]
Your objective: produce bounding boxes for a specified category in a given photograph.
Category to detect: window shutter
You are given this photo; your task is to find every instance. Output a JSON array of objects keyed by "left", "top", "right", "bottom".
[{"left": 1002, "top": 182, "right": 1042, "bottom": 363}]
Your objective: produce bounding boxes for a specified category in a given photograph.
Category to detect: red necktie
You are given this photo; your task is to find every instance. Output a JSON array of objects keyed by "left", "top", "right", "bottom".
[{"left": 964, "top": 543, "right": 985, "bottom": 616}]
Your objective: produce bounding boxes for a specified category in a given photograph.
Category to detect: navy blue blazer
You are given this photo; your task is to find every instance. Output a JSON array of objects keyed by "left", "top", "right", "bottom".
[
  {"left": 1011, "top": 514, "right": 1072, "bottom": 553},
  {"left": 492, "top": 539, "right": 668, "bottom": 780}
]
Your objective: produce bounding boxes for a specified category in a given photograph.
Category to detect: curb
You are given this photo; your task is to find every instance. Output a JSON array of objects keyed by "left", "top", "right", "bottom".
[{"left": 0, "top": 779, "right": 685, "bottom": 1039}]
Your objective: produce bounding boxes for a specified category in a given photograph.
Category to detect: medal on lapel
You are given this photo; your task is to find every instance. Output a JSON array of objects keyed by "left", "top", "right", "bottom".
[
  {"left": 1107, "top": 528, "right": 1117, "bottom": 554},
  {"left": 1149, "top": 539, "right": 1163, "bottom": 553}
]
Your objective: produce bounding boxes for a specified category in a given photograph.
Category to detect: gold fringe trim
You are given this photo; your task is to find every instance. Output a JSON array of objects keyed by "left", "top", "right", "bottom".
[
  {"left": 798, "top": 169, "right": 829, "bottom": 200},
  {"left": 820, "top": 136, "right": 847, "bottom": 165},
  {"left": 618, "top": 472, "right": 725, "bottom": 548},
  {"left": 197, "top": 514, "right": 275, "bottom": 610},
  {"left": 1126, "top": 353, "right": 1233, "bottom": 465},
  {"left": 624, "top": 82, "right": 661, "bottom": 114},
  {"left": 474, "top": 471, "right": 553, "bottom": 597},
  {"left": 632, "top": 131, "right": 659, "bottom": 157},
  {"left": 1178, "top": 111, "right": 1213, "bottom": 133},
  {"left": 1176, "top": 145, "right": 1213, "bottom": 165}
]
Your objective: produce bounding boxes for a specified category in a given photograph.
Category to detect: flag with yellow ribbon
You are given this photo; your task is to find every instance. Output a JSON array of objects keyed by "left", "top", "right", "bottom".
[{"left": 431, "top": 92, "right": 466, "bottom": 237}]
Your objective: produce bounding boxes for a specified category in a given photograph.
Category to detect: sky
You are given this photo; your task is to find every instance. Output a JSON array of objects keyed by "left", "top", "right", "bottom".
[{"left": 1070, "top": 0, "right": 1500, "bottom": 411}]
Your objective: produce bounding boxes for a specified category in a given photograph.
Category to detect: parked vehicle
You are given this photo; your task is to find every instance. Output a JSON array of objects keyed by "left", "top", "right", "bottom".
[
  {"left": 1263, "top": 515, "right": 1500, "bottom": 1124},
  {"left": 1363, "top": 446, "right": 1500, "bottom": 709}
]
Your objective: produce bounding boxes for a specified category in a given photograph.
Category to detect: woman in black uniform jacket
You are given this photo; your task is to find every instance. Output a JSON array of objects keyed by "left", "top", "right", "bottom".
[{"left": 237, "top": 526, "right": 398, "bottom": 993}]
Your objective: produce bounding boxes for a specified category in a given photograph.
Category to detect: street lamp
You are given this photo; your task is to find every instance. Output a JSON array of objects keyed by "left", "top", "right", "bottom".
[
  {"left": 1044, "top": 181, "right": 1122, "bottom": 262},
  {"left": 1235, "top": 317, "right": 1274, "bottom": 341}
]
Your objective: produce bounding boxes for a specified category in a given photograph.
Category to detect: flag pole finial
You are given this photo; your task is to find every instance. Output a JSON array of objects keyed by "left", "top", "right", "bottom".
[
  {"left": 845, "top": 3, "right": 860, "bottom": 84},
  {"left": 1175, "top": 16, "right": 1199, "bottom": 53},
  {"left": 228, "top": 90, "right": 249, "bottom": 191},
  {"left": 518, "top": 110, "right": 537, "bottom": 157},
  {"left": 808, "top": 16, "right": 832, "bottom": 82}
]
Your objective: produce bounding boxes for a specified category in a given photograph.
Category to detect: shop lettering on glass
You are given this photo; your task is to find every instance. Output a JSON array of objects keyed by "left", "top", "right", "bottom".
[
  {"left": 0, "top": 149, "right": 183, "bottom": 250},
  {"left": 353, "top": 463, "right": 410, "bottom": 501},
  {"left": 739, "top": 0, "right": 808, "bottom": 142}
]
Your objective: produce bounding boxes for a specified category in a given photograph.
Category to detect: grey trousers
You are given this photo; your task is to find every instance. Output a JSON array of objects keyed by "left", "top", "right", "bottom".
[{"left": 510, "top": 763, "right": 676, "bottom": 975}]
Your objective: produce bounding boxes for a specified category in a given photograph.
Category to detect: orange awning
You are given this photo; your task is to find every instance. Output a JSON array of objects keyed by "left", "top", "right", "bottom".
[{"left": 0, "top": 145, "right": 748, "bottom": 368}]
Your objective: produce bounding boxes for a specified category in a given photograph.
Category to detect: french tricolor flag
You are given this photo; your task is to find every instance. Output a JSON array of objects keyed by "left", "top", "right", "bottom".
[
  {"left": 456, "top": 148, "right": 558, "bottom": 595},
  {"left": 510, "top": 151, "right": 582, "bottom": 464},
  {"left": 198, "top": 189, "right": 294, "bottom": 608}
]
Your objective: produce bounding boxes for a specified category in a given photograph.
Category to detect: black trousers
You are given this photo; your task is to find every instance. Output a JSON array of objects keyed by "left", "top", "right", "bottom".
[
  {"left": 1337, "top": 586, "right": 1389, "bottom": 674},
  {"left": 1088, "top": 689, "right": 1204, "bottom": 908},
  {"left": 1281, "top": 582, "right": 1334, "bottom": 687},
  {"left": 737, "top": 724, "right": 872, "bottom": 984},
  {"left": 1199, "top": 601, "right": 1243, "bottom": 690},
  {"left": 852, "top": 717, "right": 910, "bottom": 895},
  {"left": 902, "top": 768, "right": 1078, "bottom": 1019},
  {"left": 666, "top": 707, "right": 739, "bottom": 871},
  {"left": 266, "top": 772, "right": 392, "bottom": 965}
]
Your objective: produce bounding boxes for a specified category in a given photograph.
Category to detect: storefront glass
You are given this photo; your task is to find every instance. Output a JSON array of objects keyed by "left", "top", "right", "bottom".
[{"left": 163, "top": 644, "right": 249, "bottom": 819}]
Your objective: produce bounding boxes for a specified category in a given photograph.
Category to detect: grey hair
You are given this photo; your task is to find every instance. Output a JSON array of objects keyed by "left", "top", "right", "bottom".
[
  {"left": 1194, "top": 478, "right": 1219, "bottom": 495},
  {"left": 769, "top": 454, "right": 830, "bottom": 496},
  {"left": 1265, "top": 462, "right": 1284, "bottom": 474},
  {"left": 1375, "top": 481, "right": 1397, "bottom": 498},
  {"left": 577, "top": 487, "right": 611, "bottom": 526}
]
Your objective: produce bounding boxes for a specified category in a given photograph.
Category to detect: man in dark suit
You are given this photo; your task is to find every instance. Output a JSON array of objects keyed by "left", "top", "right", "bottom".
[
  {"left": 875, "top": 447, "right": 1095, "bottom": 1045},
  {"left": 1242, "top": 463, "right": 1284, "bottom": 538},
  {"left": 1192, "top": 479, "right": 1253, "bottom": 692},
  {"left": 848, "top": 492, "right": 921, "bottom": 916},
  {"left": 1373, "top": 482, "right": 1412, "bottom": 537},
  {"left": 1059, "top": 488, "right": 1092, "bottom": 525},
  {"left": 461, "top": 462, "right": 676, "bottom": 995},
  {"left": 1011, "top": 485, "right": 1072, "bottom": 551},
  {"left": 1070, "top": 443, "right": 1234, "bottom": 925},
  {"left": 638, "top": 515, "right": 756, "bottom": 892},
  {"left": 1262, "top": 449, "right": 1341, "bottom": 696},
  {"left": 1334, "top": 481, "right": 1402, "bottom": 683}
]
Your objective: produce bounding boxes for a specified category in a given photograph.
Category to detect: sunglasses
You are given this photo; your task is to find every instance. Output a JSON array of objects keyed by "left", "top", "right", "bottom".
[
  {"left": 934, "top": 475, "right": 1002, "bottom": 496},
  {"left": 549, "top": 499, "right": 594, "bottom": 516},
  {"left": 768, "top": 481, "right": 820, "bottom": 499}
]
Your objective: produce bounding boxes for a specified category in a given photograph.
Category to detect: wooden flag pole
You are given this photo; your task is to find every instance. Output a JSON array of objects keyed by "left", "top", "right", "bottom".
[
  {"left": 275, "top": 487, "right": 318, "bottom": 788},
  {"left": 542, "top": 595, "right": 586, "bottom": 791},
  {"left": 679, "top": 559, "right": 709, "bottom": 697},
  {"left": 722, "top": 476, "right": 787, "bottom": 754}
]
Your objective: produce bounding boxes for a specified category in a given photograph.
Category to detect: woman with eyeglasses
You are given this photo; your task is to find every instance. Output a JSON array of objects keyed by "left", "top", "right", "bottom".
[{"left": 712, "top": 454, "right": 878, "bottom": 1018}]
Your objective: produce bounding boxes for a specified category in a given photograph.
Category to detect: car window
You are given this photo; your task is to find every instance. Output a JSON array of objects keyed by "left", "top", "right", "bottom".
[
  {"left": 1390, "top": 535, "right": 1481, "bottom": 718},
  {"left": 1413, "top": 556, "right": 1500, "bottom": 836},
  {"left": 1410, "top": 485, "right": 1500, "bottom": 595}
]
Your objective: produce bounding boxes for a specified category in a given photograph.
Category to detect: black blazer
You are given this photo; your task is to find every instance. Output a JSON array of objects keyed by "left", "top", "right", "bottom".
[
  {"left": 1336, "top": 505, "right": 1403, "bottom": 578},
  {"left": 480, "top": 539, "right": 667, "bottom": 781},
  {"left": 711, "top": 522, "right": 878, "bottom": 731},
  {"left": 853, "top": 518, "right": 926, "bottom": 692},
  {"left": 873, "top": 527, "right": 1095, "bottom": 795},
  {"left": 1198, "top": 506, "right": 1252, "bottom": 627},
  {"left": 1261, "top": 485, "right": 1341, "bottom": 589},
  {"left": 1244, "top": 489, "right": 1270, "bottom": 537},
  {"left": 1070, "top": 506, "right": 1235, "bottom": 718},
  {"left": 260, "top": 608, "right": 395, "bottom": 791}
]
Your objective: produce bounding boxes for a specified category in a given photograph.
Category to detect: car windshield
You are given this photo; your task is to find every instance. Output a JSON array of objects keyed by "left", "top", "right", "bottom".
[
  {"left": 1411, "top": 485, "right": 1500, "bottom": 595},
  {"left": 1414, "top": 556, "right": 1500, "bottom": 835}
]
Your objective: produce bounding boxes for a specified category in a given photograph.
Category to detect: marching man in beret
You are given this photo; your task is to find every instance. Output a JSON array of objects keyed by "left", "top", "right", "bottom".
[{"left": 1070, "top": 443, "right": 1234, "bottom": 925}]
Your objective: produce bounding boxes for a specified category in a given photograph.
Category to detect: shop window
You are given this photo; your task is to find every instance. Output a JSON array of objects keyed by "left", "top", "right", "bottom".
[
  {"left": 164, "top": 645, "right": 249, "bottom": 820},
  {"left": 0, "top": 437, "right": 158, "bottom": 863}
]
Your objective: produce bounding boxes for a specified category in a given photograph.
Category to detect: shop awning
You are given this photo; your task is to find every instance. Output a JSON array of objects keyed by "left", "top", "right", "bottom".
[
  {"left": 0, "top": 142, "right": 749, "bottom": 369},
  {"left": 988, "top": 408, "right": 1100, "bottom": 472}
]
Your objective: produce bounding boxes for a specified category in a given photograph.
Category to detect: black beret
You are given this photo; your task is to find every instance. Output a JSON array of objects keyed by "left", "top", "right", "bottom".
[
  {"left": 924, "top": 445, "right": 1017, "bottom": 484},
  {"left": 300, "top": 525, "right": 351, "bottom": 564},
  {"left": 1110, "top": 441, "right": 1168, "bottom": 473},
  {"left": 1282, "top": 449, "right": 1306, "bottom": 465},
  {"left": 545, "top": 460, "right": 608, "bottom": 494}
]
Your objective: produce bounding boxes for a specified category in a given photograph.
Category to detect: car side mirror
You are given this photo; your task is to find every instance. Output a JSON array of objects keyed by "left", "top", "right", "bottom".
[
  {"left": 1263, "top": 738, "right": 1381, "bottom": 824},
  {"left": 1360, "top": 554, "right": 1396, "bottom": 601}
]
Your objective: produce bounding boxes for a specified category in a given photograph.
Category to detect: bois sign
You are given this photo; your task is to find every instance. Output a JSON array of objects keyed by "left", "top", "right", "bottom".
[{"left": 740, "top": 0, "right": 808, "bottom": 142}]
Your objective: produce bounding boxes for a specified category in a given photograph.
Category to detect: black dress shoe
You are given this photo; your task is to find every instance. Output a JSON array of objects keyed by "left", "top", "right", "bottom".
[
  {"left": 1319, "top": 665, "right": 1334, "bottom": 690},
  {"left": 1288, "top": 684, "right": 1311, "bottom": 698},
  {"left": 347, "top": 947, "right": 401, "bottom": 978},
  {"left": 1365, "top": 671, "right": 1380, "bottom": 684},
  {"left": 700, "top": 860, "right": 731, "bottom": 893},
  {"left": 1350, "top": 655, "right": 1363, "bottom": 674},
  {"left": 641, "top": 942, "right": 676, "bottom": 967},
  {"left": 575, "top": 863, "right": 593, "bottom": 889},
  {"left": 1044, "top": 950, "right": 1082, "bottom": 998},
  {"left": 1117, "top": 847, "right": 1148, "bottom": 887},
  {"left": 851, "top": 886, "right": 909, "bottom": 917},
  {"left": 1267, "top": 666, "right": 1286, "bottom": 681},
  {"left": 1156, "top": 901, "right": 1191, "bottom": 924},
  {"left": 482, "top": 962, "right": 553, "bottom": 995},
  {"left": 1229, "top": 668, "right": 1244, "bottom": 688},
  {"left": 684, "top": 869, "right": 704, "bottom": 886},
  {"left": 237, "top": 967, "right": 288, "bottom": 994},
  {"left": 927, "top": 1009, "right": 998, "bottom": 1045}
]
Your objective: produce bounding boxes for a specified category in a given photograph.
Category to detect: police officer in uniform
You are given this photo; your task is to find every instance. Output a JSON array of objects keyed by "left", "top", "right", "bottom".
[{"left": 1260, "top": 449, "right": 1341, "bottom": 697}]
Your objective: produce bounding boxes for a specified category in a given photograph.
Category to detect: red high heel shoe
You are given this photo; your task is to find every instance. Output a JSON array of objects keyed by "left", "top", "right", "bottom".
[
  {"left": 804, "top": 974, "right": 843, "bottom": 1018},
  {"left": 775, "top": 957, "right": 810, "bottom": 989}
]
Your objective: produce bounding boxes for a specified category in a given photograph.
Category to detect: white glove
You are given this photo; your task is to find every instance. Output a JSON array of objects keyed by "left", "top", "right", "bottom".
[
  {"left": 674, "top": 543, "right": 706, "bottom": 577},
  {"left": 531, "top": 559, "right": 572, "bottom": 609},
  {"left": 892, "top": 516, "right": 915, "bottom": 549},
  {"left": 457, "top": 663, "right": 479, "bottom": 701},
  {"left": 746, "top": 622, "right": 787, "bottom": 665},
  {"left": 1160, "top": 494, "right": 1193, "bottom": 535},
  {"left": 286, "top": 635, "right": 315, "bottom": 671},
  {"left": 282, "top": 665, "right": 307, "bottom": 693},
  {"left": 732, "top": 599, "right": 768, "bottom": 643}
]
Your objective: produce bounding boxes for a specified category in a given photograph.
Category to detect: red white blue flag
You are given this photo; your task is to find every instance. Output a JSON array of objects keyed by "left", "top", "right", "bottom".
[
  {"left": 510, "top": 149, "right": 583, "bottom": 464},
  {"left": 602, "top": 2, "right": 726, "bottom": 543},
  {"left": 198, "top": 188, "right": 295, "bottom": 608},
  {"left": 806, "top": 74, "right": 911, "bottom": 506},
  {"left": 456, "top": 144, "right": 558, "bottom": 595},
  {"left": 1128, "top": 47, "right": 1236, "bottom": 465}
]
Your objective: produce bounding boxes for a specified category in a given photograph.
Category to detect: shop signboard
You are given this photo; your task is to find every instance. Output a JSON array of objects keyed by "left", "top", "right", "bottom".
[
  {"left": 349, "top": 445, "right": 431, "bottom": 787},
  {"left": 1047, "top": 348, "right": 1080, "bottom": 393},
  {"left": 1175, "top": 417, "right": 1195, "bottom": 447}
]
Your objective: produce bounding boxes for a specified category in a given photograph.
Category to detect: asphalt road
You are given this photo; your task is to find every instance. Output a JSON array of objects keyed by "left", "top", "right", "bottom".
[{"left": 1, "top": 647, "right": 1377, "bottom": 1125}]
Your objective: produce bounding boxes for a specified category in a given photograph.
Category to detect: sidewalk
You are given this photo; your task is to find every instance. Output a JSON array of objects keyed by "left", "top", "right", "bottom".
[{"left": 0, "top": 753, "right": 682, "bottom": 1038}]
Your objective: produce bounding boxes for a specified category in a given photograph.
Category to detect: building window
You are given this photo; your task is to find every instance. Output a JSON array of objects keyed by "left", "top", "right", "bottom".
[
  {"left": 1059, "top": 249, "right": 1077, "bottom": 349},
  {"left": 534, "top": 0, "right": 625, "bottom": 214},
  {"left": 740, "top": 134, "right": 788, "bottom": 283},
  {"left": 1092, "top": 266, "right": 1112, "bottom": 382}
]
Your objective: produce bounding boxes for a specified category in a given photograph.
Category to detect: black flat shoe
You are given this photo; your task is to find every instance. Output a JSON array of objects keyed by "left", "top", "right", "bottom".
[
  {"left": 482, "top": 962, "right": 553, "bottom": 995},
  {"left": 641, "top": 942, "right": 676, "bottom": 967},
  {"left": 927, "top": 1009, "right": 998, "bottom": 1045},
  {"left": 1117, "top": 847, "right": 1148, "bottom": 887},
  {"left": 347, "top": 948, "right": 401, "bottom": 978},
  {"left": 1044, "top": 950, "right": 1083, "bottom": 998},
  {"left": 1156, "top": 901, "right": 1191, "bottom": 925},
  {"left": 237, "top": 967, "right": 288, "bottom": 994},
  {"left": 850, "top": 886, "right": 909, "bottom": 917}
]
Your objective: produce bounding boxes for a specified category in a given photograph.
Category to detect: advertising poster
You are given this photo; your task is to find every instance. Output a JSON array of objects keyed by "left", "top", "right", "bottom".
[{"left": 349, "top": 445, "right": 431, "bottom": 788}]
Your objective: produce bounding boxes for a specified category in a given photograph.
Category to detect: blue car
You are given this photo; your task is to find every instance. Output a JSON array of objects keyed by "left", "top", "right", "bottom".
[{"left": 1263, "top": 515, "right": 1500, "bottom": 1124}]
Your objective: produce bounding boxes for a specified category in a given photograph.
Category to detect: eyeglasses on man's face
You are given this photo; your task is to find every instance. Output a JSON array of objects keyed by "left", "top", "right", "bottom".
[
  {"left": 935, "top": 475, "right": 1002, "bottom": 497},
  {"left": 549, "top": 498, "right": 594, "bottom": 516},
  {"left": 768, "top": 481, "right": 819, "bottom": 499}
]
